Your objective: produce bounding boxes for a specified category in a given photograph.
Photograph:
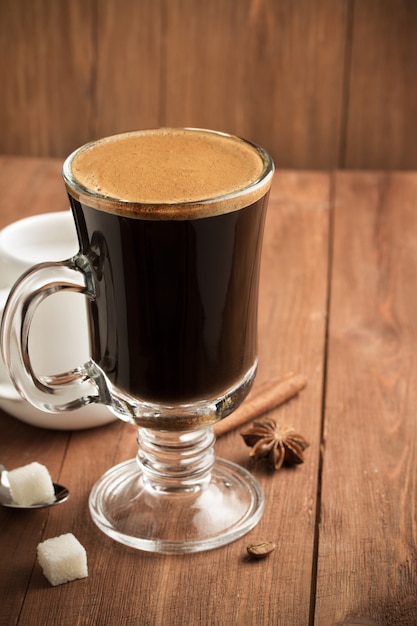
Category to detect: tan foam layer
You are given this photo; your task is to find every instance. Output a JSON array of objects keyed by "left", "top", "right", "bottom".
[{"left": 64, "top": 129, "right": 273, "bottom": 220}]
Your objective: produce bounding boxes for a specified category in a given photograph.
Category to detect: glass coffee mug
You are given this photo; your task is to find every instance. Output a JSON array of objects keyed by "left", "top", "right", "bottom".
[{"left": 1, "top": 128, "right": 274, "bottom": 553}]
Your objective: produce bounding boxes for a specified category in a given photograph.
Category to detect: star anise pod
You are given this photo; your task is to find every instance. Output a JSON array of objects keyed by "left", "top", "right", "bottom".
[{"left": 241, "top": 418, "right": 309, "bottom": 470}]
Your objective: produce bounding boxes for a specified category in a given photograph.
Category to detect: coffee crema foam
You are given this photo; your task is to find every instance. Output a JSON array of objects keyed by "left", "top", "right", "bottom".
[{"left": 64, "top": 129, "right": 273, "bottom": 220}]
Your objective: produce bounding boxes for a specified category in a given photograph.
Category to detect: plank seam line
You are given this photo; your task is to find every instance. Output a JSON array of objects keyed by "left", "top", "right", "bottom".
[
  {"left": 338, "top": 0, "right": 355, "bottom": 169},
  {"left": 308, "top": 169, "right": 336, "bottom": 625}
]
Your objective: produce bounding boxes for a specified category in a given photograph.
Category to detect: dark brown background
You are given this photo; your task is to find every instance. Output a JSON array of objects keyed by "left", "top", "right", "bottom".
[{"left": 1, "top": 0, "right": 416, "bottom": 169}]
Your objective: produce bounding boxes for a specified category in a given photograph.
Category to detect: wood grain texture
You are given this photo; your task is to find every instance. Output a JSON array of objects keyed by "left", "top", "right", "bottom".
[
  {"left": 2, "top": 162, "right": 417, "bottom": 624},
  {"left": 314, "top": 172, "right": 417, "bottom": 625},
  {"left": 93, "top": 0, "right": 163, "bottom": 138},
  {"left": 343, "top": 0, "right": 417, "bottom": 169},
  {"left": 0, "top": 412, "right": 70, "bottom": 623},
  {"left": 0, "top": 162, "right": 329, "bottom": 626},
  {"left": 0, "top": 0, "right": 417, "bottom": 169},
  {"left": 0, "top": 0, "right": 95, "bottom": 157},
  {"left": 163, "top": 0, "right": 347, "bottom": 169},
  {"left": 0, "top": 156, "right": 67, "bottom": 225},
  {"left": 2, "top": 0, "right": 416, "bottom": 169}
]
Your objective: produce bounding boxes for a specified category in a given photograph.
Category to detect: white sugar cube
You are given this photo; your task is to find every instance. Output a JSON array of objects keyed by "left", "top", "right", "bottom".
[
  {"left": 7, "top": 461, "right": 55, "bottom": 506},
  {"left": 37, "top": 533, "right": 88, "bottom": 586}
]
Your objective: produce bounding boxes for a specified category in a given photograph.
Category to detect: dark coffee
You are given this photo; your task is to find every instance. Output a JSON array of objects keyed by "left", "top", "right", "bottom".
[
  {"left": 63, "top": 129, "right": 273, "bottom": 421},
  {"left": 70, "top": 195, "right": 268, "bottom": 403}
]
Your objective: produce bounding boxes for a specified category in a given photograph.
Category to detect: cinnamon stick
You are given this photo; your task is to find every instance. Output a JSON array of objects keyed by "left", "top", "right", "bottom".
[{"left": 213, "top": 373, "right": 307, "bottom": 437}]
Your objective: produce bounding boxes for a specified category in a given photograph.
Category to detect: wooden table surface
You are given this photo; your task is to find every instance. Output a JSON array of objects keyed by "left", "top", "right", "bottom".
[{"left": 1, "top": 157, "right": 417, "bottom": 626}]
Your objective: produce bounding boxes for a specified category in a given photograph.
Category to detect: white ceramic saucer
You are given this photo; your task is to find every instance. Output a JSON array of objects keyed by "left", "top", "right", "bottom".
[{"left": 0, "top": 381, "right": 116, "bottom": 430}]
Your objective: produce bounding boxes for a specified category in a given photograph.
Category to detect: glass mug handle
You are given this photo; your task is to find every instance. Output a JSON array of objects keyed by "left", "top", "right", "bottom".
[{"left": 0, "top": 257, "right": 103, "bottom": 412}]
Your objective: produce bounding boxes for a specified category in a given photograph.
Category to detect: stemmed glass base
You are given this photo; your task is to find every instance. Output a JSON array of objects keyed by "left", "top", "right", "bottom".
[{"left": 89, "top": 427, "right": 264, "bottom": 553}]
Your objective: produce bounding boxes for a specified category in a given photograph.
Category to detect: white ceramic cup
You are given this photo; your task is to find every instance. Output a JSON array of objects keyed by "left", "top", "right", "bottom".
[{"left": 0, "top": 212, "right": 116, "bottom": 429}]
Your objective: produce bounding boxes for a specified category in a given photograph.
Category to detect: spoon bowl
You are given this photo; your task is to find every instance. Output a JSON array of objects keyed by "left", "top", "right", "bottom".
[{"left": 0, "top": 464, "right": 69, "bottom": 509}]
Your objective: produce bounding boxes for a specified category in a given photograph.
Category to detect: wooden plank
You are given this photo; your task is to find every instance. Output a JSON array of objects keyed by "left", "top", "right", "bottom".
[
  {"left": 0, "top": 156, "right": 67, "bottom": 227},
  {"left": 93, "top": 0, "right": 163, "bottom": 138},
  {"left": 344, "top": 0, "right": 417, "bottom": 169},
  {"left": 0, "top": 0, "right": 95, "bottom": 158},
  {"left": 0, "top": 0, "right": 350, "bottom": 166},
  {"left": 0, "top": 158, "right": 72, "bottom": 624},
  {"left": 163, "top": 0, "right": 348, "bottom": 168},
  {"left": 0, "top": 412, "right": 71, "bottom": 624},
  {"left": 2, "top": 1, "right": 417, "bottom": 170},
  {"left": 315, "top": 172, "right": 417, "bottom": 624},
  {"left": 1, "top": 168, "right": 330, "bottom": 625}
]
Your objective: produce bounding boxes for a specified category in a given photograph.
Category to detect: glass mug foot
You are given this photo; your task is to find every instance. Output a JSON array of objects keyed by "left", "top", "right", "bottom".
[{"left": 89, "top": 427, "right": 264, "bottom": 554}]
